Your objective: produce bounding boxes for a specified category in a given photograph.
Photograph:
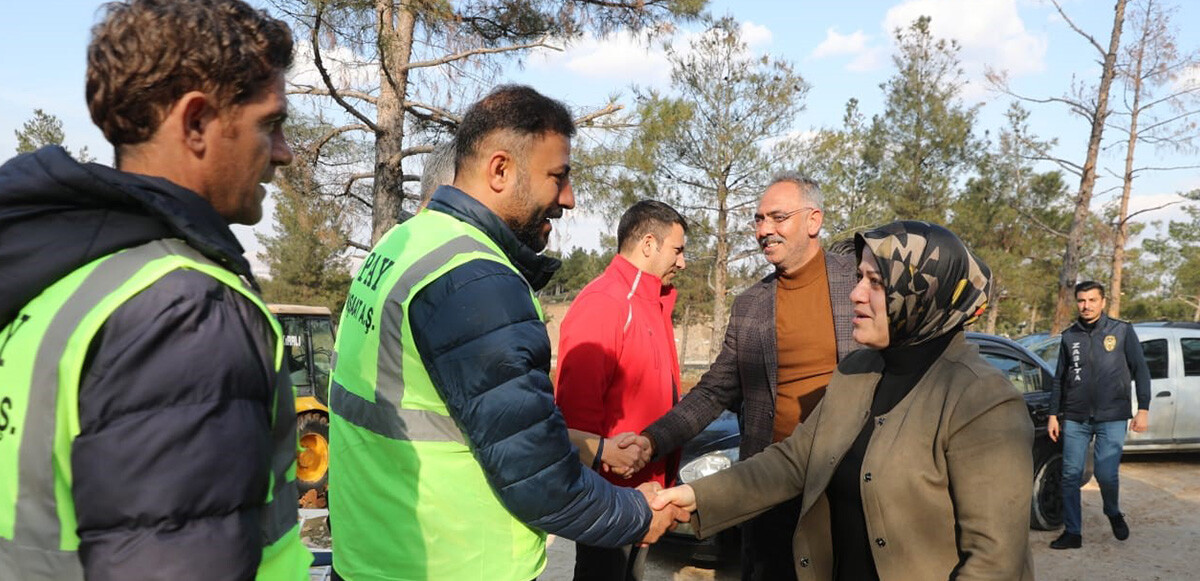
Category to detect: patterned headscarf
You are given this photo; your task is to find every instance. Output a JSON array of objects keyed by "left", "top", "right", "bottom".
[{"left": 854, "top": 221, "right": 991, "bottom": 348}]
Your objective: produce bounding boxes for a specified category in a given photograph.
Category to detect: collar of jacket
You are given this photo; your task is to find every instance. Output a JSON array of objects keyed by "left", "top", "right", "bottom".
[
  {"left": 1071, "top": 312, "right": 1110, "bottom": 334},
  {"left": 0, "top": 146, "right": 255, "bottom": 328},
  {"left": 426, "top": 185, "right": 561, "bottom": 291},
  {"left": 607, "top": 254, "right": 677, "bottom": 303}
]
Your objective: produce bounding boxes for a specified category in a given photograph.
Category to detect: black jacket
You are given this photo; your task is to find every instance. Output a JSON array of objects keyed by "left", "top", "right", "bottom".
[
  {"left": 406, "top": 186, "right": 652, "bottom": 547},
  {"left": 1050, "top": 313, "right": 1151, "bottom": 422},
  {"left": 0, "top": 146, "right": 295, "bottom": 580}
]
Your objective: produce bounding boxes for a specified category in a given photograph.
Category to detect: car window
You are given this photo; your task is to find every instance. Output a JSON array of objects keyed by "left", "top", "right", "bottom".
[
  {"left": 1141, "top": 339, "right": 1169, "bottom": 380},
  {"left": 981, "top": 352, "right": 1043, "bottom": 394},
  {"left": 1182, "top": 338, "right": 1200, "bottom": 377},
  {"left": 1032, "top": 340, "right": 1060, "bottom": 375}
]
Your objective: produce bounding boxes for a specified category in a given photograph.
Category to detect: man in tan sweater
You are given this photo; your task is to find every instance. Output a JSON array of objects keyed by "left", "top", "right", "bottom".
[{"left": 640, "top": 172, "right": 858, "bottom": 581}]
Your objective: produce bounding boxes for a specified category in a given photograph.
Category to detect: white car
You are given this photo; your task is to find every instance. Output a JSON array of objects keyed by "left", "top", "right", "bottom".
[{"left": 1125, "top": 322, "right": 1200, "bottom": 453}]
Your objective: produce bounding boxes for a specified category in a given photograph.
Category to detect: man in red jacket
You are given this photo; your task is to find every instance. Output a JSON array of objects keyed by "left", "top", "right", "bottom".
[{"left": 556, "top": 200, "right": 688, "bottom": 581}]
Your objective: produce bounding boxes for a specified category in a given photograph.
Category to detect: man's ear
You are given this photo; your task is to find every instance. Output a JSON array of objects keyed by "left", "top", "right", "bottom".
[
  {"left": 486, "top": 150, "right": 514, "bottom": 194},
  {"left": 807, "top": 208, "right": 824, "bottom": 237},
  {"left": 641, "top": 233, "right": 657, "bottom": 258},
  {"left": 176, "top": 91, "right": 217, "bottom": 155}
]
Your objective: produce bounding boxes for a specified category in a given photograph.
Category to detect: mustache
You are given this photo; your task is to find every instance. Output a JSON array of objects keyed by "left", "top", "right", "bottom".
[{"left": 759, "top": 235, "right": 784, "bottom": 247}]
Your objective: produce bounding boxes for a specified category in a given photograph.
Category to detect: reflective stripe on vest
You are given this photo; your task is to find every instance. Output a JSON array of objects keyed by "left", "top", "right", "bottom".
[
  {"left": 0, "top": 239, "right": 309, "bottom": 581},
  {"left": 329, "top": 210, "right": 547, "bottom": 581}
]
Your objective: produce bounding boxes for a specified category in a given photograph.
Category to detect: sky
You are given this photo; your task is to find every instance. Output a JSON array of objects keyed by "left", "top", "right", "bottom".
[{"left": 3, "top": 0, "right": 1198, "bottom": 275}]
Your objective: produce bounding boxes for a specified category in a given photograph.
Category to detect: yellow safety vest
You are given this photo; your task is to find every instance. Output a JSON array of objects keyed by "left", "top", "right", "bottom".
[
  {"left": 0, "top": 239, "right": 310, "bottom": 580},
  {"left": 329, "top": 210, "right": 546, "bottom": 581}
]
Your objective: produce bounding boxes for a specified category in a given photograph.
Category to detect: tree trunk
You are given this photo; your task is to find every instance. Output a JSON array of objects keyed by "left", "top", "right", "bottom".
[
  {"left": 986, "top": 288, "right": 1000, "bottom": 335},
  {"left": 1111, "top": 0, "right": 1149, "bottom": 319},
  {"left": 371, "top": 1, "right": 415, "bottom": 245},
  {"left": 1052, "top": 0, "right": 1127, "bottom": 333},
  {"left": 708, "top": 189, "right": 730, "bottom": 362}
]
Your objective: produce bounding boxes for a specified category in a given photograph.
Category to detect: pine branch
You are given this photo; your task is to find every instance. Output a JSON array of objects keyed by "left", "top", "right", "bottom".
[
  {"left": 1123, "top": 200, "right": 1183, "bottom": 224},
  {"left": 1050, "top": 0, "right": 1106, "bottom": 55},
  {"left": 289, "top": 85, "right": 378, "bottom": 105},
  {"left": 339, "top": 172, "right": 374, "bottom": 206},
  {"left": 312, "top": 3, "right": 378, "bottom": 132},
  {"left": 1014, "top": 204, "right": 1069, "bottom": 240},
  {"left": 384, "top": 146, "right": 435, "bottom": 168},
  {"left": 575, "top": 102, "right": 624, "bottom": 126},
  {"left": 401, "top": 39, "right": 560, "bottom": 72},
  {"left": 404, "top": 100, "right": 461, "bottom": 128},
  {"left": 308, "top": 124, "right": 370, "bottom": 158}
]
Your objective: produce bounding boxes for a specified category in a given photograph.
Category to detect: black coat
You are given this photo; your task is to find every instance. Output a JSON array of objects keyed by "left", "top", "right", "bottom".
[
  {"left": 1050, "top": 314, "right": 1151, "bottom": 423},
  {"left": 0, "top": 146, "right": 294, "bottom": 580}
]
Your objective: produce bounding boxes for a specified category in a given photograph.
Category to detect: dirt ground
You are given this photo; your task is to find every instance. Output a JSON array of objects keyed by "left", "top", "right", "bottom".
[{"left": 1028, "top": 452, "right": 1200, "bottom": 581}]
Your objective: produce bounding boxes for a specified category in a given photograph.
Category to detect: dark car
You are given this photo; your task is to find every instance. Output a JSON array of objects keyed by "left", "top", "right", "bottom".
[
  {"left": 1018, "top": 333, "right": 1061, "bottom": 375},
  {"left": 966, "top": 332, "right": 1070, "bottom": 530},
  {"left": 674, "top": 331, "right": 1074, "bottom": 555}
]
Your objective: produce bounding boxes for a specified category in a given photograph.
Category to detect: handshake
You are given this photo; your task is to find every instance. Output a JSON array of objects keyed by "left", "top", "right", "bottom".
[
  {"left": 634, "top": 482, "right": 698, "bottom": 545},
  {"left": 579, "top": 430, "right": 700, "bottom": 544},
  {"left": 597, "top": 432, "right": 654, "bottom": 478}
]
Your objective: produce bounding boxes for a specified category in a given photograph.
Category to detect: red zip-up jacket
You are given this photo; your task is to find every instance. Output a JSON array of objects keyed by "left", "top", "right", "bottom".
[{"left": 555, "top": 255, "right": 681, "bottom": 488}]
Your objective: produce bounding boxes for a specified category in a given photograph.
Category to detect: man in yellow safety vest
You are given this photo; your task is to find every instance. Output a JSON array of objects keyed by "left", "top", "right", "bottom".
[
  {"left": 0, "top": 1, "right": 310, "bottom": 579},
  {"left": 328, "top": 85, "right": 687, "bottom": 581}
]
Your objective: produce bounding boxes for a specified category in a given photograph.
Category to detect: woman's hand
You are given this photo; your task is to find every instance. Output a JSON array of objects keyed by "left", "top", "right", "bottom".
[{"left": 650, "top": 484, "right": 697, "bottom": 514}]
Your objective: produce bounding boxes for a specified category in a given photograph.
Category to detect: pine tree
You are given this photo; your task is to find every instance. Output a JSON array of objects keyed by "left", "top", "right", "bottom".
[
  {"left": 870, "top": 16, "right": 979, "bottom": 223},
  {"left": 14, "top": 109, "right": 92, "bottom": 162}
]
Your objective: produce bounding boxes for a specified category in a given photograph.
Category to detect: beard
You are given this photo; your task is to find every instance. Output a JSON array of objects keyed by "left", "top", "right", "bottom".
[
  {"left": 505, "top": 170, "right": 558, "bottom": 252},
  {"left": 509, "top": 212, "right": 549, "bottom": 252}
]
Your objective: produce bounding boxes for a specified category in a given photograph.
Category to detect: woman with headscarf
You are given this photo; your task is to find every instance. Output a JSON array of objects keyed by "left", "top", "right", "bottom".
[{"left": 653, "top": 221, "right": 1035, "bottom": 580}]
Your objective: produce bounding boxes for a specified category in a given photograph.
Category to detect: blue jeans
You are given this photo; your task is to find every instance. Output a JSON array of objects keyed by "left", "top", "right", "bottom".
[{"left": 1061, "top": 419, "right": 1128, "bottom": 534}]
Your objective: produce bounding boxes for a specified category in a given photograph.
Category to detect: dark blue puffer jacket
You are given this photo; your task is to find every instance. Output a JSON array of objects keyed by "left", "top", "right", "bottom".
[{"left": 408, "top": 186, "right": 651, "bottom": 546}]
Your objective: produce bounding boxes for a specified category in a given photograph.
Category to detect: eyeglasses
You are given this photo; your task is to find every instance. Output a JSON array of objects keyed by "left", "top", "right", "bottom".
[{"left": 751, "top": 207, "right": 815, "bottom": 228}]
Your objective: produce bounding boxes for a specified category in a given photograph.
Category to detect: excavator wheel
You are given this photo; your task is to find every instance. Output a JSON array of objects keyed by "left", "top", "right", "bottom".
[{"left": 296, "top": 411, "right": 330, "bottom": 502}]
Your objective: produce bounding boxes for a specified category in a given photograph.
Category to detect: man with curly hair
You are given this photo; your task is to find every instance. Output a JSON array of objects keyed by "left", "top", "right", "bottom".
[{"left": 0, "top": 1, "right": 310, "bottom": 579}]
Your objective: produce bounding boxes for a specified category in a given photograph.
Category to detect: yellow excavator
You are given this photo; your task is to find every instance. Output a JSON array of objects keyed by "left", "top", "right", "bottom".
[{"left": 269, "top": 304, "right": 335, "bottom": 507}]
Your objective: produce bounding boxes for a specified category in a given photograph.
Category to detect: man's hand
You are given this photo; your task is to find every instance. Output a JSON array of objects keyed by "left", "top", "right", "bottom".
[
  {"left": 603, "top": 432, "right": 650, "bottom": 478},
  {"left": 636, "top": 482, "right": 689, "bottom": 545},
  {"left": 650, "top": 484, "right": 697, "bottom": 514},
  {"left": 1048, "top": 415, "right": 1060, "bottom": 442},
  {"left": 1131, "top": 409, "right": 1149, "bottom": 433}
]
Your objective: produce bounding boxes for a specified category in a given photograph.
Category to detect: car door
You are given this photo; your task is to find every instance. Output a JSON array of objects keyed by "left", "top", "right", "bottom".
[
  {"left": 1174, "top": 335, "right": 1200, "bottom": 444},
  {"left": 1127, "top": 336, "right": 1176, "bottom": 445},
  {"left": 975, "top": 342, "right": 1052, "bottom": 432}
]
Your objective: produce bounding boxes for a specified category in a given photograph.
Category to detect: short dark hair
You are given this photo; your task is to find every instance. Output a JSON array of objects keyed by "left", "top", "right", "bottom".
[
  {"left": 1075, "top": 280, "right": 1106, "bottom": 298},
  {"left": 87, "top": 0, "right": 293, "bottom": 148},
  {"left": 454, "top": 85, "right": 575, "bottom": 172},
  {"left": 617, "top": 200, "right": 688, "bottom": 252}
]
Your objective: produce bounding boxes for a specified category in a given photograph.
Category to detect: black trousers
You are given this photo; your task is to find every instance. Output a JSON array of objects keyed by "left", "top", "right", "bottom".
[
  {"left": 573, "top": 543, "right": 647, "bottom": 581},
  {"left": 739, "top": 496, "right": 803, "bottom": 581}
]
